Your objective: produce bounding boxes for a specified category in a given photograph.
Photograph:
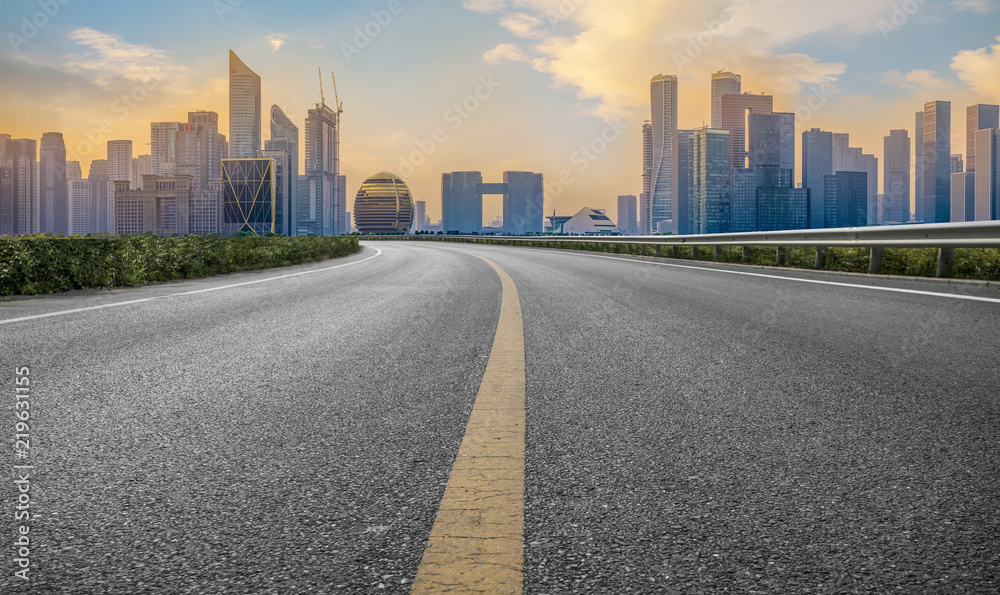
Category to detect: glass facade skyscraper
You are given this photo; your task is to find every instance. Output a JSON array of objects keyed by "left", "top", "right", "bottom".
[
  {"left": 883, "top": 130, "right": 911, "bottom": 225},
  {"left": 721, "top": 93, "right": 772, "bottom": 168},
  {"left": 824, "top": 171, "right": 868, "bottom": 228},
  {"left": 923, "top": 101, "right": 951, "bottom": 224},
  {"left": 802, "top": 128, "right": 833, "bottom": 229},
  {"left": 691, "top": 128, "right": 730, "bottom": 234},
  {"left": 502, "top": 171, "right": 544, "bottom": 235},
  {"left": 229, "top": 50, "right": 262, "bottom": 160},
  {"left": 442, "top": 171, "right": 484, "bottom": 234},
  {"left": 222, "top": 158, "right": 275, "bottom": 236},
  {"left": 967, "top": 104, "right": 999, "bottom": 173},
  {"left": 39, "top": 132, "right": 67, "bottom": 234},
  {"left": 747, "top": 112, "right": 795, "bottom": 170},
  {"left": 649, "top": 75, "right": 678, "bottom": 233}
]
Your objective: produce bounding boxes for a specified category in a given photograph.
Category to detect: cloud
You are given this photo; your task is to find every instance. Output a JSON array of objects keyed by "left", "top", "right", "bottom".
[
  {"left": 462, "top": 0, "right": 901, "bottom": 119},
  {"left": 266, "top": 33, "right": 287, "bottom": 53},
  {"left": 950, "top": 0, "right": 995, "bottom": 12},
  {"left": 484, "top": 43, "right": 530, "bottom": 65},
  {"left": 880, "top": 69, "right": 952, "bottom": 95},
  {"left": 951, "top": 36, "right": 1000, "bottom": 98},
  {"left": 62, "top": 27, "right": 187, "bottom": 85}
]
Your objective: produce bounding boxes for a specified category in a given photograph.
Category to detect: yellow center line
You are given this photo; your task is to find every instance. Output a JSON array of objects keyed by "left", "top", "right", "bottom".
[{"left": 411, "top": 254, "right": 526, "bottom": 594}]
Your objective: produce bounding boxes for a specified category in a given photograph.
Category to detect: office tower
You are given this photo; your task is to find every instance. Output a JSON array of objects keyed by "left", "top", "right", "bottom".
[
  {"left": 914, "top": 111, "right": 924, "bottom": 222},
  {"left": 729, "top": 168, "right": 757, "bottom": 232},
  {"left": 711, "top": 71, "right": 741, "bottom": 129},
  {"left": 115, "top": 174, "right": 221, "bottom": 236},
  {"left": 975, "top": 128, "right": 998, "bottom": 220},
  {"left": 258, "top": 147, "right": 291, "bottom": 236},
  {"left": 176, "top": 111, "right": 227, "bottom": 190},
  {"left": 832, "top": 133, "right": 851, "bottom": 173},
  {"left": 951, "top": 154, "right": 964, "bottom": 173},
  {"left": 151, "top": 122, "right": 179, "bottom": 175},
  {"left": 640, "top": 121, "right": 652, "bottom": 234},
  {"left": 269, "top": 105, "right": 299, "bottom": 233},
  {"left": 882, "top": 130, "right": 911, "bottom": 225},
  {"left": 691, "top": 128, "right": 731, "bottom": 234},
  {"left": 802, "top": 128, "right": 833, "bottom": 228},
  {"left": 221, "top": 159, "right": 276, "bottom": 236},
  {"left": 951, "top": 172, "right": 975, "bottom": 222},
  {"left": 650, "top": 75, "right": 678, "bottom": 232},
  {"left": 967, "top": 104, "right": 999, "bottom": 173},
  {"left": 923, "top": 101, "right": 951, "bottom": 224},
  {"left": 296, "top": 175, "right": 310, "bottom": 234},
  {"left": 755, "top": 167, "right": 809, "bottom": 232},
  {"left": 824, "top": 171, "right": 868, "bottom": 228},
  {"left": 721, "top": 93, "right": 773, "bottom": 168},
  {"left": 70, "top": 179, "right": 90, "bottom": 234},
  {"left": 337, "top": 175, "right": 347, "bottom": 235},
  {"left": 747, "top": 112, "right": 795, "bottom": 170},
  {"left": 441, "top": 171, "right": 484, "bottom": 233},
  {"left": 66, "top": 161, "right": 82, "bottom": 182},
  {"left": 107, "top": 140, "right": 133, "bottom": 186},
  {"left": 674, "top": 129, "right": 694, "bottom": 235},
  {"left": 616, "top": 195, "right": 638, "bottom": 236},
  {"left": 87, "top": 160, "right": 110, "bottom": 233},
  {"left": 39, "top": 132, "right": 67, "bottom": 234},
  {"left": 229, "top": 50, "right": 262, "bottom": 159},
  {"left": 32, "top": 161, "right": 39, "bottom": 233},
  {"left": 861, "top": 153, "right": 878, "bottom": 225},
  {"left": 502, "top": 171, "right": 544, "bottom": 235},
  {"left": 131, "top": 155, "right": 153, "bottom": 190},
  {"left": 1, "top": 139, "right": 37, "bottom": 235},
  {"left": 414, "top": 200, "right": 427, "bottom": 232},
  {"left": 303, "top": 103, "right": 339, "bottom": 235}
]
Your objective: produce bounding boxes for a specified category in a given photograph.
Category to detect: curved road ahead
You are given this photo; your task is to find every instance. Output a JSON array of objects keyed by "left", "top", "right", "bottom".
[{"left": 2, "top": 241, "right": 998, "bottom": 593}]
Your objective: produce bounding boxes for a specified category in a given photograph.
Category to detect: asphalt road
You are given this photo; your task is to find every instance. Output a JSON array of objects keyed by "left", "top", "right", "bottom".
[{"left": 2, "top": 241, "right": 998, "bottom": 593}]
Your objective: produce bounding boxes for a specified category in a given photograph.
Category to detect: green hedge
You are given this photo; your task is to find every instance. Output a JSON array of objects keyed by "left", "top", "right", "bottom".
[{"left": 0, "top": 235, "right": 361, "bottom": 296}]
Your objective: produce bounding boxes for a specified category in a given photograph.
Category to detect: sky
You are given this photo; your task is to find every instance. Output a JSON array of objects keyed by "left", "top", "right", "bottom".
[{"left": 1, "top": 0, "right": 999, "bottom": 225}]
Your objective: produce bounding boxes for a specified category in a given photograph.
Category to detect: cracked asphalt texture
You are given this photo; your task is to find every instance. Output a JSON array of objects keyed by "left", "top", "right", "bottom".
[{"left": 2, "top": 240, "right": 999, "bottom": 593}]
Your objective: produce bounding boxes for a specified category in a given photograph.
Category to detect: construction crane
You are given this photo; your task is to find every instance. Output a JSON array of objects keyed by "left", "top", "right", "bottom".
[
  {"left": 318, "top": 67, "right": 325, "bottom": 106},
  {"left": 331, "top": 71, "right": 343, "bottom": 115}
]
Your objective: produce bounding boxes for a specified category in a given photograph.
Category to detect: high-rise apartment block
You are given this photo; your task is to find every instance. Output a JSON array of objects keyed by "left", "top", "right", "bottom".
[{"left": 303, "top": 103, "right": 340, "bottom": 235}]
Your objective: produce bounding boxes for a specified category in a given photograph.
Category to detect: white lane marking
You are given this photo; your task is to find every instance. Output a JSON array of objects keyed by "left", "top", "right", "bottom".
[
  {"left": 0, "top": 248, "right": 383, "bottom": 326},
  {"left": 556, "top": 250, "right": 1000, "bottom": 305}
]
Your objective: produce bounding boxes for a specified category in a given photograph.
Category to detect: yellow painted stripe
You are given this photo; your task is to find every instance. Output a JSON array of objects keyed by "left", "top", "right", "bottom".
[{"left": 411, "top": 255, "right": 526, "bottom": 594}]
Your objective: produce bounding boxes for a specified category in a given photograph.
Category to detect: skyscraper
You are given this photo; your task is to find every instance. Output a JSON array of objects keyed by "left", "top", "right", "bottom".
[
  {"left": 131, "top": 154, "right": 153, "bottom": 190},
  {"left": 176, "top": 111, "right": 227, "bottom": 190},
  {"left": 975, "top": 128, "right": 998, "bottom": 220},
  {"left": 802, "top": 128, "right": 833, "bottom": 228},
  {"left": 222, "top": 158, "right": 276, "bottom": 236},
  {"left": 757, "top": 167, "right": 809, "bottom": 232},
  {"left": 39, "top": 132, "right": 67, "bottom": 234},
  {"left": 825, "top": 171, "right": 868, "bottom": 228},
  {"left": 414, "top": 200, "right": 427, "bottom": 232},
  {"left": 951, "top": 154, "right": 964, "bottom": 173},
  {"left": 649, "top": 74, "right": 678, "bottom": 232},
  {"left": 0, "top": 138, "right": 38, "bottom": 236},
  {"left": 337, "top": 174, "right": 347, "bottom": 235},
  {"left": 691, "top": 128, "right": 731, "bottom": 234},
  {"left": 674, "top": 129, "right": 695, "bottom": 235},
  {"left": 70, "top": 179, "right": 90, "bottom": 235},
  {"left": 640, "top": 121, "right": 652, "bottom": 234},
  {"left": 151, "top": 122, "right": 179, "bottom": 175},
  {"left": 303, "top": 103, "right": 340, "bottom": 235},
  {"left": 502, "top": 171, "right": 544, "bottom": 235},
  {"left": 87, "top": 159, "right": 110, "bottom": 234},
  {"left": 923, "top": 101, "right": 951, "bottom": 224},
  {"left": 721, "top": 93, "right": 773, "bottom": 168},
  {"left": 441, "top": 171, "right": 483, "bottom": 234},
  {"left": 258, "top": 147, "right": 292, "bottom": 236},
  {"left": 882, "top": 130, "right": 911, "bottom": 225},
  {"left": 229, "top": 50, "right": 262, "bottom": 159},
  {"left": 914, "top": 111, "right": 924, "bottom": 222},
  {"left": 861, "top": 153, "right": 878, "bottom": 226},
  {"left": 710, "top": 71, "right": 741, "bottom": 129},
  {"left": 747, "top": 112, "right": 795, "bottom": 170},
  {"left": 269, "top": 104, "right": 299, "bottom": 233},
  {"left": 967, "top": 104, "right": 999, "bottom": 173},
  {"left": 832, "top": 132, "right": 851, "bottom": 173},
  {"left": 107, "top": 140, "right": 133, "bottom": 234},
  {"left": 616, "top": 195, "right": 638, "bottom": 236},
  {"left": 729, "top": 168, "right": 757, "bottom": 233},
  {"left": 951, "top": 172, "right": 975, "bottom": 223}
]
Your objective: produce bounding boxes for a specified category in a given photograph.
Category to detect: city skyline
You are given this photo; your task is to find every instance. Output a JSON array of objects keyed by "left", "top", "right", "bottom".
[{"left": 1, "top": 1, "right": 1000, "bottom": 226}]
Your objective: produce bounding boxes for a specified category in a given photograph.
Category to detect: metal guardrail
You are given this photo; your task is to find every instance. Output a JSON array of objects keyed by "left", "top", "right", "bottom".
[{"left": 370, "top": 221, "right": 1000, "bottom": 277}]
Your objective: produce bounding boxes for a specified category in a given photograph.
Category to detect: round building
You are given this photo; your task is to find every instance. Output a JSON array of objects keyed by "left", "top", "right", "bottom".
[{"left": 354, "top": 171, "right": 414, "bottom": 234}]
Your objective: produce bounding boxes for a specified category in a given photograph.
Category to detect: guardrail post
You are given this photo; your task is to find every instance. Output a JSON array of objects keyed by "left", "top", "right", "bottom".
[
  {"left": 815, "top": 247, "right": 827, "bottom": 269},
  {"left": 742, "top": 246, "right": 751, "bottom": 263},
  {"left": 775, "top": 246, "right": 786, "bottom": 266},
  {"left": 692, "top": 246, "right": 700, "bottom": 260},
  {"left": 936, "top": 247, "right": 955, "bottom": 278},
  {"left": 714, "top": 246, "right": 722, "bottom": 261},
  {"left": 868, "top": 247, "right": 884, "bottom": 274},
  {"left": 671, "top": 246, "right": 679, "bottom": 258}
]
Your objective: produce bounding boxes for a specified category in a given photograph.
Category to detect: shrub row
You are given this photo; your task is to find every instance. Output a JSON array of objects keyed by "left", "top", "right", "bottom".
[{"left": 0, "top": 235, "right": 361, "bottom": 296}]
